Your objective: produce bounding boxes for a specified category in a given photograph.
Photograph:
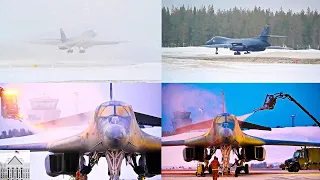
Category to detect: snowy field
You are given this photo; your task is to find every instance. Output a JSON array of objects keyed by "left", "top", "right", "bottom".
[
  {"left": 0, "top": 125, "right": 162, "bottom": 180},
  {"left": 163, "top": 47, "right": 320, "bottom": 82},
  {"left": 0, "top": 42, "right": 161, "bottom": 82},
  {"left": 162, "top": 126, "right": 320, "bottom": 168}
]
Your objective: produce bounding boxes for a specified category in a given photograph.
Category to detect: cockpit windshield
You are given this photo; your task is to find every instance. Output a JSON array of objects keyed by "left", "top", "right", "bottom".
[
  {"left": 95, "top": 101, "right": 134, "bottom": 133},
  {"left": 97, "top": 105, "right": 131, "bottom": 118},
  {"left": 214, "top": 114, "right": 235, "bottom": 130}
]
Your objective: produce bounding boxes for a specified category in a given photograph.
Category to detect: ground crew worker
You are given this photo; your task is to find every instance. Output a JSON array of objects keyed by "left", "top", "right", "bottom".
[
  {"left": 75, "top": 171, "right": 81, "bottom": 180},
  {"left": 210, "top": 156, "right": 220, "bottom": 180}
]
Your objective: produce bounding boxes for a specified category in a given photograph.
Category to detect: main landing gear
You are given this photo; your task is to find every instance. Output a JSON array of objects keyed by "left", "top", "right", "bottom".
[
  {"left": 126, "top": 153, "right": 148, "bottom": 180},
  {"left": 244, "top": 51, "right": 250, "bottom": 54},
  {"left": 234, "top": 51, "right": 241, "bottom": 55},
  {"left": 233, "top": 147, "right": 249, "bottom": 177},
  {"left": 67, "top": 49, "right": 74, "bottom": 53},
  {"left": 77, "top": 152, "right": 101, "bottom": 179}
]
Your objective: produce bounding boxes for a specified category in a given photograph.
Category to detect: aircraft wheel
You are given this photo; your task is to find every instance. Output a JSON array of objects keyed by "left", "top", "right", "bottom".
[
  {"left": 235, "top": 167, "right": 239, "bottom": 177},
  {"left": 67, "top": 49, "right": 73, "bottom": 53},
  {"left": 244, "top": 164, "right": 249, "bottom": 174}
]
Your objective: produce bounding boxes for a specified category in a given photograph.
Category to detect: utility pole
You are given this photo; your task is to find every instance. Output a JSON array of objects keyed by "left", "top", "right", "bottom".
[{"left": 291, "top": 114, "right": 296, "bottom": 127}]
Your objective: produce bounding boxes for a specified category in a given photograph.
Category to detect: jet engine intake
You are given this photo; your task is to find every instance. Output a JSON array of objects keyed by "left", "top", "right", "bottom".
[
  {"left": 45, "top": 153, "right": 79, "bottom": 177},
  {"left": 243, "top": 146, "right": 266, "bottom": 161},
  {"left": 183, "top": 146, "right": 205, "bottom": 162},
  {"left": 144, "top": 151, "right": 161, "bottom": 177}
]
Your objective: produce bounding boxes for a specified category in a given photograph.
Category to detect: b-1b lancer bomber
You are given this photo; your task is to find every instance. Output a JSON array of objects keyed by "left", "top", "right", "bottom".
[
  {"left": 163, "top": 92, "right": 320, "bottom": 176},
  {"left": 0, "top": 84, "right": 161, "bottom": 180},
  {"left": 28, "top": 29, "right": 128, "bottom": 53},
  {"left": 204, "top": 25, "right": 285, "bottom": 55}
]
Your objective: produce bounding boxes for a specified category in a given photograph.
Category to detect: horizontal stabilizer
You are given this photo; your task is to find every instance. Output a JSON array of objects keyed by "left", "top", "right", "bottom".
[{"left": 239, "top": 121, "right": 271, "bottom": 131}]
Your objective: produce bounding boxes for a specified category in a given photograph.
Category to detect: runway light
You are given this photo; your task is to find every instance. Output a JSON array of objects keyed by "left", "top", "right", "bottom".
[{"left": 33, "top": 64, "right": 38, "bottom": 67}]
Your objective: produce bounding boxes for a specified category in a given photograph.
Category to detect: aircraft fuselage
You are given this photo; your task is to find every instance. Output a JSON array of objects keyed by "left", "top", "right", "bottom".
[
  {"left": 47, "top": 101, "right": 161, "bottom": 154},
  {"left": 205, "top": 37, "right": 271, "bottom": 52}
]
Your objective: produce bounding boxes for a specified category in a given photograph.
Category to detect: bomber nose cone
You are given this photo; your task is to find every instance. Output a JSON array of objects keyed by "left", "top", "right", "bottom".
[
  {"left": 205, "top": 40, "right": 211, "bottom": 45},
  {"left": 104, "top": 124, "right": 127, "bottom": 149},
  {"left": 219, "top": 128, "right": 234, "bottom": 143}
]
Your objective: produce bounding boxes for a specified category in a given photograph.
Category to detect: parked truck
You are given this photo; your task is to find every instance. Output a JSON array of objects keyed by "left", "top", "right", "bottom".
[{"left": 284, "top": 147, "right": 320, "bottom": 172}]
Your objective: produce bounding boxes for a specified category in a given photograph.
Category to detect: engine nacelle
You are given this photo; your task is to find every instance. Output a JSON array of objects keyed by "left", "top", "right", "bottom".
[
  {"left": 183, "top": 147, "right": 205, "bottom": 162},
  {"left": 243, "top": 146, "right": 266, "bottom": 161},
  {"left": 230, "top": 45, "right": 245, "bottom": 51},
  {"left": 45, "top": 153, "right": 79, "bottom": 177},
  {"left": 144, "top": 151, "right": 161, "bottom": 177}
]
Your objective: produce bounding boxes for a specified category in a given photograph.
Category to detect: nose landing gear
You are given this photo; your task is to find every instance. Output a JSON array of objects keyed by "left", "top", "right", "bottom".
[{"left": 105, "top": 150, "right": 125, "bottom": 180}]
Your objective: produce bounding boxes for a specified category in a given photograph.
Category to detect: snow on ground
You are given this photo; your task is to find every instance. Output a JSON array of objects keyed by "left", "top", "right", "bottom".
[
  {"left": 0, "top": 42, "right": 161, "bottom": 82},
  {"left": 163, "top": 47, "right": 320, "bottom": 59},
  {"left": 163, "top": 47, "right": 320, "bottom": 82},
  {"left": 162, "top": 126, "right": 320, "bottom": 168}
]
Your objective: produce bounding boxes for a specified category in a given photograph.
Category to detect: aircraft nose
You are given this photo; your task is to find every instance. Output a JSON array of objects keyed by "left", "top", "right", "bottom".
[
  {"left": 104, "top": 124, "right": 127, "bottom": 149},
  {"left": 205, "top": 40, "right": 212, "bottom": 45},
  {"left": 219, "top": 128, "right": 234, "bottom": 142}
]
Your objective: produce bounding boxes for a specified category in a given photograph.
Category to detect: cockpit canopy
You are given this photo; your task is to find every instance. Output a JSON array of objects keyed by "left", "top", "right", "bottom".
[
  {"left": 95, "top": 101, "right": 135, "bottom": 133},
  {"left": 213, "top": 113, "right": 236, "bottom": 130},
  {"left": 96, "top": 101, "right": 134, "bottom": 118}
]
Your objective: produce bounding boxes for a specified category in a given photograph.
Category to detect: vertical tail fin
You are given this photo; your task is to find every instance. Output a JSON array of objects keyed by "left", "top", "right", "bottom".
[
  {"left": 258, "top": 25, "right": 270, "bottom": 42},
  {"left": 222, "top": 91, "right": 226, "bottom": 113},
  {"left": 60, "top": 28, "right": 67, "bottom": 42},
  {"left": 110, "top": 83, "right": 113, "bottom": 101}
]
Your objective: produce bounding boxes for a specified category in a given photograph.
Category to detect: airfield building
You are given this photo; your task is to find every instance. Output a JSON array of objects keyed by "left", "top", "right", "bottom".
[
  {"left": 172, "top": 111, "right": 192, "bottom": 131},
  {"left": 27, "top": 96, "right": 61, "bottom": 124}
]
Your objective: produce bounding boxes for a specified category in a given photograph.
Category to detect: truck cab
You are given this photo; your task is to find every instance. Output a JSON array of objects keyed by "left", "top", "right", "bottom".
[{"left": 284, "top": 148, "right": 320, "bottom": 172}]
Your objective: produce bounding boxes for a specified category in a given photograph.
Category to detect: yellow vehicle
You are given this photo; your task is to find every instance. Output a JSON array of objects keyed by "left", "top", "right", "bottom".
[
  {"left": 196, "top": 163, "right": 205, "bottom": 177},
  {"left": 284, "top": 147, "right": 320, "bottom": 172}
]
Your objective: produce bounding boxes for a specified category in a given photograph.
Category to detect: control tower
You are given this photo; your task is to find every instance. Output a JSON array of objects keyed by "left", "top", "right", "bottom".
[
  {"left": 172, "top": 110, "right": 192, "bottom": 131},
  {"left": 27, "top": 96, "right": 61, "bottom": 124}
]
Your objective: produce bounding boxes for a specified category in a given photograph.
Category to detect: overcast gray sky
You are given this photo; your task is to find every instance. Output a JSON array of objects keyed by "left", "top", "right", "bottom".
[
  {"left": 0, "top": 0, "right": 160, "bottom": 46},
  {"left": 163, "top": 0, "right": 319, "bottom": 12}
]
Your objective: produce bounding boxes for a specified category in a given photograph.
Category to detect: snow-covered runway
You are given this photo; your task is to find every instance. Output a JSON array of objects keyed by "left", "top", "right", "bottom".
[{"left": 163, "top": 47, "right": 320, "bottom": 82}]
